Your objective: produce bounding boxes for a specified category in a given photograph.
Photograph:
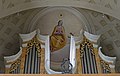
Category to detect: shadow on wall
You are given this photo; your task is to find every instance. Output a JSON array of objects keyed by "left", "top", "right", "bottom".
[
  {"left": 0, "top": 54, "right": 5, "bottom": 73},
  {"left": 100, "top": 40, "right": 115, "bottom": 57}
]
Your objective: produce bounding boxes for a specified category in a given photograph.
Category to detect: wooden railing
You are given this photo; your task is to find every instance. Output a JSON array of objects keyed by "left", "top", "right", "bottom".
[{"left": 0, "top": 74, "right": 119, "bottom": 76}]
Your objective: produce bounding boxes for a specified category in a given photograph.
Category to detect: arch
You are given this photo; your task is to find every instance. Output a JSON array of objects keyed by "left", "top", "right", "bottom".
[
  {"left": 0, "top": 0, "right": 119, "bottom": 20},
  {"left": 26, "top": 7, "right": 91, "bottom": 33}
]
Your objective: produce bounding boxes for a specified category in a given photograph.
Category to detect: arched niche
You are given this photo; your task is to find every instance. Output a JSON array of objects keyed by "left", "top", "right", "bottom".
[{"left": 26, "top": 7, "right": 90, "bottom": 36}]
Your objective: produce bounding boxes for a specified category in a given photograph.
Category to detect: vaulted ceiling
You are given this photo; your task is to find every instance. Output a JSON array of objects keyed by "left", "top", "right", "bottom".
[
  {"left": 0, "top": 0, "right": 120, "bottom": 20},
  {"left": 0, "top": 0, "right": 120, "bottom": 60}
]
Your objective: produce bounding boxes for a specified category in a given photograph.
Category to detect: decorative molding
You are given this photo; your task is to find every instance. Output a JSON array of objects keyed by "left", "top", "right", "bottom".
[
  {"left": 4, "top": 47, "right": 22, "bottom": 63},
  {"left": 27, "top": 7, "right": 90, "bottom": 32},
  {"left": 74, "top": 29, "right": 83, "bottom": 48},
  {"left": 19, "top": 30, "right": 37, "bottom": 42},
  {"left": 0, "top": 0, "right": 120, "bottom": 20},
  {"left": 70, "top": 36, "right": 76, "bottom": 73},
  {"left": 84, "top": 31, "right": 101, "bottom": 43},
  {"left": 98, "top": 47, "right": 116, "bottom": 68}
]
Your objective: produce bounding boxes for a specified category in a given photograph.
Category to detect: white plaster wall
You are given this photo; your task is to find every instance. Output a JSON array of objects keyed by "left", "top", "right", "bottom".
[
  {"left": 0, "top": 6, "right": 120, "bottom": 61},
  {"left": 0, "top": 0, "right": 120, "bottom": 20},
  {"left": 33, "top": 8, "right": 84, "bottom": 37},
  {"left": 0, "top": 6, "right": 120, "bottom": 72},
  {"left": 0, "top": 8, "right": 44, "bottom": 56}
]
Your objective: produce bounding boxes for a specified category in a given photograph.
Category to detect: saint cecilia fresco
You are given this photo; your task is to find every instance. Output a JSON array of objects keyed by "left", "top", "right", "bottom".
[{"left": 50, "top": 20, "right": 67, "bottom": 52}]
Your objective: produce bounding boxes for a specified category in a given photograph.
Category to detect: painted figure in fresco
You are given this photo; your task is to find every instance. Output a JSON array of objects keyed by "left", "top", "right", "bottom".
[{"left": 50, "top": 20, "right": 67, "bottom": 52}]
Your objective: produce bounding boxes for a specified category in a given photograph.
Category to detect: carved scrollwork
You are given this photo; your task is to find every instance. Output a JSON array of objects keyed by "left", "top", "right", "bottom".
[
  {"left": 100, "top": 59, "right": 111, "bottom": 73},
  {"left": 26, "top": 35, "right": 42, "bottom": 57},
  {"left": 79, "top": 36, "right": 95, "bottom": 58},
  {"left": 9, "top": 59, "right": 21, "bottom": 73}
]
